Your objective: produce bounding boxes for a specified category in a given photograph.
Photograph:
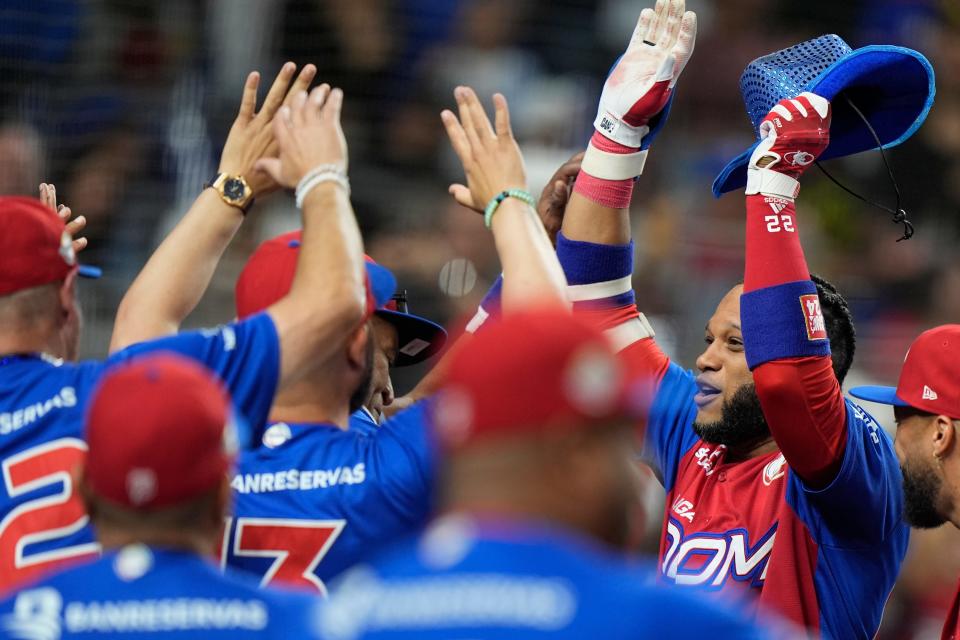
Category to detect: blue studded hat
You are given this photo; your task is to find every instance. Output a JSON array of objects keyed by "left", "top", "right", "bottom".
[{"left": 712, "top": 34, "right": 935, "bottom": 197}]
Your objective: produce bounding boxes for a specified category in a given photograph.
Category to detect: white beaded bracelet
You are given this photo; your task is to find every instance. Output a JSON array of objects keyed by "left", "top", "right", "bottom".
[{"left": 295, "top": 165, "right": 350, "bottom": 209}]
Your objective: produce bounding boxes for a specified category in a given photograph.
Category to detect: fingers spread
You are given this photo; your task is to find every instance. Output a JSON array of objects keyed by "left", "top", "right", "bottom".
[
  {"left": 259, "top": 62, "right": 297, "bottom": 121},
  {"left": 672, "top": 11, "right": 697, "bottom": 76},
  {"left": 658, "top": 0, "right": 683, "bottom": 50},
  {"left": 291, "top": 90, "right": 309, "bottom": 128},
  {"left": 284, "top": 64, "right": 317, "bottom": 108},
  {"left": 633, "top": 8, "right": 656, "bottom": 46},
  {"left": 65, "top": 214, "right": 86, "bottom": 236},
  {"left": 72, "top": 237, "right": 88, "bottom": 253},
  {"left": 646, "top": 0, "right": 667, "bottom": 45},
  {"left": 493, "top": 93, "right": 512, "bottom": 139},
  {"left": 321, "top": 88, "right": 344, "bottom": 123},
  {"left": 238, "top": 71, "right": 260, "bottom": 120},
  {"left": 455, "top": 87, "right": 483, "bottom": 152},
  {"left": 463, "top": 87, "right": 496, "bottom": 147},
  {"left": 309, "top": 83, "right": 331, "bottom": 111},
  {"left": 440, "top": 109, "right": 472, "bottom": 164}
]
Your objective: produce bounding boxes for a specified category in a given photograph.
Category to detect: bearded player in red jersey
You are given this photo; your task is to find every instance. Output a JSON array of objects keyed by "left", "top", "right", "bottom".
[{"left": 537, "top": 1, "right": 910, "bottom": 637}]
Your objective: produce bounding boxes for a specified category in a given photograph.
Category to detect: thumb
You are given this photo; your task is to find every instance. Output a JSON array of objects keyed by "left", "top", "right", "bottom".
[
  {"left": 254, "top": 158, "right": 283, "bottom": 182},
  {"left": 449, "top": 184, "right": 479, "bottom": 211}
]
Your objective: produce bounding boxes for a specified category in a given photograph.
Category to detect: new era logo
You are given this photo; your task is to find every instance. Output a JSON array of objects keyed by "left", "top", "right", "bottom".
[
  {"left": 923, "top": 385, "right": 938, "bottom": 401},
  {"left": 799, "top": 294, "right": 827, "bottom": 341}
]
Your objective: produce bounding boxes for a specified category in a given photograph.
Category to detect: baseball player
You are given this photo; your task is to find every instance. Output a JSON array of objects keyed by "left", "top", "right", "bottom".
[
  {"left": 0, "top": 354, "right": 324, "bottom": 639},
  {"left": 239, "top": 236, "right": 447, "bottom": 436},
  {"left": 544, "top": 2, "right": 909, "bottom": 636},
  {"left": 848, "top": 326, "right": 960, "bottom": 640},
  {"left": 220, "top": 85, "right": 571, "bottom": 594},
  {"left": 0, "top": 64, "right": 368, "bottom": 593},
  {"left": 316, "top": 308, "right": 773, "bottom": 640}
]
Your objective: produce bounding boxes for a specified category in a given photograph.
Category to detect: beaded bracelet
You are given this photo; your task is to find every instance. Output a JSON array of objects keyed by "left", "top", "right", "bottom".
[
  {"left": 295, "top": 165, "right": 350, "bottom": 209},
  {"left": 483, "top": 189, "right": 536, "bottom": 228}
]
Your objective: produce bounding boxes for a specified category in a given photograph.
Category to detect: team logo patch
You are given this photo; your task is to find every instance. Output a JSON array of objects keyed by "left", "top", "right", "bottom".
[
  {"left": 762, "top": 454, "right": 787, "bottom": 486},
  {"left": 126, "top": 468, "right": 157, "bottom": 506},
  {"left": 799, "top": 294, "right": 827, "bottom": 341},
  {"left": 784, "top": 150, "right": 815, "bottom": 167}
]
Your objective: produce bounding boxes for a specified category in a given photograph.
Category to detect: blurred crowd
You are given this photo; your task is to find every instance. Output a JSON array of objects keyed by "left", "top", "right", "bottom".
[{"left": 1, "top": 0, "right": 958, "bottom": 636}]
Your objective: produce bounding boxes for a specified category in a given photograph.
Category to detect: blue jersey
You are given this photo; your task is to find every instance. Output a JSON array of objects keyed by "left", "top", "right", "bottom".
[
  {"left": 315, "top": 516, "right": 774, "bottom": 639},
  {"left": 349, "top": 409, "right": 379, "bottom": 437},
  {"left": 0, "top": 544, "right": 321, "bottom": 639},
  {"left": 224, "top": 402, "right": 435, "bottom": 595},
  {"left": 0, "top": 313, "right": 280, "bottom": 593}
]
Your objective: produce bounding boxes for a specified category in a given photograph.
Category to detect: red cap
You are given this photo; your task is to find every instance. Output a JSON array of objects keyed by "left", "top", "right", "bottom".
[
  {"left": 431, "top": 307, "right": 646, "bottom": 449},
  {"left": 850, "top": 325, "right": 960, "bottom": 419},
  {"left": 85, "top": 354, "right": 236, "bottom": 510},
  {"left": 0, "top": 196, "right": 79, "bottom": 296},
  {"left": 234, "top": 230, "right": 393, "bottom": 319}
]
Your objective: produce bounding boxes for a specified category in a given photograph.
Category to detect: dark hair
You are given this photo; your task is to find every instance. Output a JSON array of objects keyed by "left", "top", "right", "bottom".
[{"left": 810, "top": 274, "right": 856, "bottom": 386}]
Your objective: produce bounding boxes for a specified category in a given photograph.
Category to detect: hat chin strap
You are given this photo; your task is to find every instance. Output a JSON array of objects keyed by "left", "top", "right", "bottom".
[{"left": 815, "top": 94, "right": 914, "bottom": 242}]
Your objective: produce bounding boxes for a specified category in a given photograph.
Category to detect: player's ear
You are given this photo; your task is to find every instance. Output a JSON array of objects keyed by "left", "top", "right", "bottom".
[
  {"left": 59, "top": 270, "right": 78, "bottom": 319},
  {"left": 345, "top": 322, "right": 371, "bottom": 371},
  {"left": 932, "top": 415, "right": 955, "bottom": 460}
]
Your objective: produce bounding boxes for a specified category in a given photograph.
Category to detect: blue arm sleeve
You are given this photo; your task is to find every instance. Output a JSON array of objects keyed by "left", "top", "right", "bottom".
[
  {"left": 641, "top": 363, "right": 700, "bottom": 491},
  {"left": 108, "top": 313, "right": 280, "bottom": 447}
]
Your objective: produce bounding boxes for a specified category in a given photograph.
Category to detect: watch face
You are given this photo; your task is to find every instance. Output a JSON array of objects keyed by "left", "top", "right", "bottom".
[{"left": 224, "top": 178, "right": 247, "bottom": 201}]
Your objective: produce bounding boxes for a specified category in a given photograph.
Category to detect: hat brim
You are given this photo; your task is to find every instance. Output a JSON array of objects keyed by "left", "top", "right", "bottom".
[
  {"left": 78, "top": 265, "right": 102, "bottom": 279},
  {"left": 848, "top": 384, "right": 911, "bottom": 407},
  {"left": 713, "top": 45, "right": 935, "bottom": 197},
  {"left": 375, "top": 308, "right": 447, "bottom": 367}
]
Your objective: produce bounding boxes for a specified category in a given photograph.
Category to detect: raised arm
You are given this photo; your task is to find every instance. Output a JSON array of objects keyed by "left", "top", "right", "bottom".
[
  {"left": 255, "top": 86, "right": 367, "bottom": 386},
  {"left": 109, "top": 62, "right": 317, "bottom": 353},
  {"left": 559, "top": 1, "right": 695, "bottom": 353},
  {"left": 739, "top": 93, "right": 847, "bottom": 489},
  {"left": 440, "top": 87, "right": 568, "bottom": 310}
]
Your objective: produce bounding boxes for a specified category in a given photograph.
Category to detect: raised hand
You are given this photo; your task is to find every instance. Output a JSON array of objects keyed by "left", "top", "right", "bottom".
[
  {"left": 39, "top": 183, "right": 88, "bottom": 253},
  {"left": 595, "top": 0, "right": 696, "bottom": 149},
  {"left": 441, "top": 86, "right": 527, "bottom": 211},
  {"left": 749, "top": 92, "right": 831, "bottom": 180},
  {"left": 219, "top": 62, "right": 318, "bottom": 197},
  {"left": 255, "top": 85, "right": 346, "bottom": 188}
]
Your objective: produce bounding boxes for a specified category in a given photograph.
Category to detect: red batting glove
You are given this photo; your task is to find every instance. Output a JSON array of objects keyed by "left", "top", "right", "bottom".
[{"left": 746, "top": 92, "right": 831, "bottom": 199}]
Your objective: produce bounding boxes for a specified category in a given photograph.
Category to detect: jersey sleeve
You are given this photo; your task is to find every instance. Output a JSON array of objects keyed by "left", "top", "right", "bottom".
[
  {"left": 108, "top": 312, "right": 280, "bottom": 446},
  {"left": 786, "top": 400, "right": 907, "bottom": 547},
  {"left": 370, "top": 401, "right": 436, "bottom": 525},
  {"left": 554, "top": 232, "right": 699, "bottom": 489}
]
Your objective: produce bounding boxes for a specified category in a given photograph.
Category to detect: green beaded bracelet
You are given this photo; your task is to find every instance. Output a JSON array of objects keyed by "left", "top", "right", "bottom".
[{"left": 483, "top": 189, "right": 536, "bottom": 228}]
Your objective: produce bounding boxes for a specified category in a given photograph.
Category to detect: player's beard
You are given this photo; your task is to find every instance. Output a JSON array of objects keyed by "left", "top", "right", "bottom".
[
  {"left": 901, "top": 457, "right": 948, "bottom": 528},
  {"left": 348, "top": 331, "right": 376, "bottom": 415},
  {"left": 691, "top": 383, "right": 770, "bottom": 449}
]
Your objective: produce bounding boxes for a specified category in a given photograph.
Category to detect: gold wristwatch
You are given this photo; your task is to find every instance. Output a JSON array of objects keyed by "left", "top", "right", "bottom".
[{"left": 206, "top": 173, "right": 254, "bottom": 214}]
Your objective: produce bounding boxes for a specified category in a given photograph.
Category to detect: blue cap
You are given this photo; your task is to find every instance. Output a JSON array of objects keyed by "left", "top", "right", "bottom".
[{"left": 713, "top": 34, "right": 935, "bottom": 197}]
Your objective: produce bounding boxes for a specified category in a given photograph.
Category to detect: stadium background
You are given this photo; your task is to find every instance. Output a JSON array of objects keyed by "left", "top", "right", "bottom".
[{"left": 1, "top": 0, "right": 957, "bottom": 635}]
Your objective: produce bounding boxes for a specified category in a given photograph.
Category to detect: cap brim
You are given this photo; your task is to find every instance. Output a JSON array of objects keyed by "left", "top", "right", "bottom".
[
  {"left": 375, "top": 309, "right": 447, "bottom": 367},
  {"left": 78, "top": 265, "right": 102, "bottom": 279},
  {"left": 848, "top": 385, "right": 911, "bottom": 407},
  {"left": 713, "top": 46, "right": 935, "bottom": 197}
]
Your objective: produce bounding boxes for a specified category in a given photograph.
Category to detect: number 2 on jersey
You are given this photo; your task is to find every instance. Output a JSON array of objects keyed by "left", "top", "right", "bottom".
[
  {"left": 0, "top": 438, "right": 99, "bottom": 592},
  {"left": 227, "top": 517, "right": 346, "bottom": 595}
]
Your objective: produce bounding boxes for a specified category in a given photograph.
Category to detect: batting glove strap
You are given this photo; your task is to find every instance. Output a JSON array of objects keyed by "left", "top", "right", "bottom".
[
  {"left": 741, "top": 280, "right": 831, "bottom": 371},
  {"left": 745, "top": 168, "right": 800, "bottom": 199},
  {"left": 594, "top": 111, "right": 651, "bottom": 150},
  {"left": 582, "top": 142, "right": 649, "bottom": 180}
]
